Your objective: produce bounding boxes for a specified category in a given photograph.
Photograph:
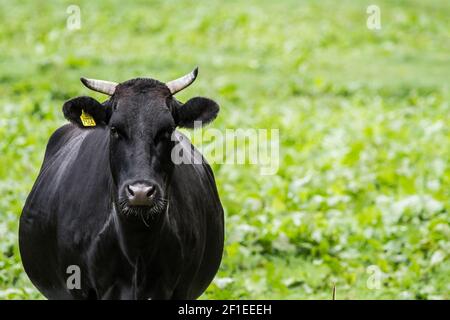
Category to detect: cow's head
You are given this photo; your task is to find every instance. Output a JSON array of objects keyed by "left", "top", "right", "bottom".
[{"left": 62, "top": 68, "right": 219, "bottom": 220}]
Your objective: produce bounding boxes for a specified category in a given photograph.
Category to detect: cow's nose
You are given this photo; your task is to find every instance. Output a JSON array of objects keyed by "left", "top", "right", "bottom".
[{"left": 126, "top": 183, "right": 156, "bottom": 206}]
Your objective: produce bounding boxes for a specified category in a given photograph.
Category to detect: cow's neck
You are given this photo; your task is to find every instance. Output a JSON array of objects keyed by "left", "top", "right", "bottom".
[{"left": 112, "top": 204, "right": 166, "bottom": 262}]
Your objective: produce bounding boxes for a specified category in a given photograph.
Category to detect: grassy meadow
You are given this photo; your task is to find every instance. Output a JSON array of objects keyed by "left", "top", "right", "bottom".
[{"left": 0, "top": 0, "right": 449, "bottom": 299}]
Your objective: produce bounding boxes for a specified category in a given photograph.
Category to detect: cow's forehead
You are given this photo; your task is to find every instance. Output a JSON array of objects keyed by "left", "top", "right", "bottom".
[
  {"left": 115, "top": 78, "right": 170, "bottom": 95},
  {"left": 113, "top": 90, "right": 170, "bottom": 112},
  {"left": 110, "top": 92, "right": 174, "bottom": 130},
  {"left": 111, "top": 79, "right": 170, "bottom": 110}
]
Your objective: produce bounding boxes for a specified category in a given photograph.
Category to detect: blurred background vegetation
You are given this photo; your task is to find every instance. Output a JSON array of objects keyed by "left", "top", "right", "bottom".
[{"left": 0, "top": 0, "right": 449, "bottom": 299}]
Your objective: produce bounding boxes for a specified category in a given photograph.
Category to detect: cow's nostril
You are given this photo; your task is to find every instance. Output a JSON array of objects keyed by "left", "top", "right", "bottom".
[
  {"left": 127, "top": 185, "right": 135, "bottom": 196},
  {"left": 146, "top": 185, "right": 156, "bottom": 197},
  {"left": 126, "top": 183, "right": 157, "bottom": 207}
]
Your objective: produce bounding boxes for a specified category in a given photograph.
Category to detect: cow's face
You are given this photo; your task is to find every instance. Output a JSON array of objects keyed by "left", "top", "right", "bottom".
[
  {"left": 108, "top": 80, "right": 175, "bottom": 218},
  {"left": 62, "top": 69, "right": 219, "bottom": 219}
]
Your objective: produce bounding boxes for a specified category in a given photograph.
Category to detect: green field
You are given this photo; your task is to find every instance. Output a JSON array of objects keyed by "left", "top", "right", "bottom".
[{"left": 0, "top": 0, "right": 449, "bottom": 299}]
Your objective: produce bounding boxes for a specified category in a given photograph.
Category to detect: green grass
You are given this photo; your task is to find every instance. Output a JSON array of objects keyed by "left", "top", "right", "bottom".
[{"left": 0, "top": 0, "right": 449, "bottom": 299}]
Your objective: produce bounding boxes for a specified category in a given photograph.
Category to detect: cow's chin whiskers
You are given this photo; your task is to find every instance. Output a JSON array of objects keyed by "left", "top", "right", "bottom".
[{"left": 117, "top": 197, "right": 168, "bottom": 227}]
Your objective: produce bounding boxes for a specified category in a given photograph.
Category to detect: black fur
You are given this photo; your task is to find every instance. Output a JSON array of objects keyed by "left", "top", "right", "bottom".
[
  {"left": 19, "top": 75, "right": 224, "bottom": 300},
  {"left": 62, "top": 96, "right": 111, "bottom": 127},
  {"left": 174, "top": 97, "right": 220, "bottom": 128},
  {"left": 63, "top": 82, "right": 219, "bottom": 130}
]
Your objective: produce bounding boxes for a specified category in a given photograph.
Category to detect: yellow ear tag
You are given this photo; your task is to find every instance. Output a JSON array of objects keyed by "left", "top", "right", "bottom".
[{"left": 80, "top": 109, "right": 96, "bottom": 127}]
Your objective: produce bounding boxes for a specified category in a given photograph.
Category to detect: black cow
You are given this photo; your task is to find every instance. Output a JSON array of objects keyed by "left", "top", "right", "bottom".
[{"left": 19, "top": 68, "right": 224, "bottom": 300}]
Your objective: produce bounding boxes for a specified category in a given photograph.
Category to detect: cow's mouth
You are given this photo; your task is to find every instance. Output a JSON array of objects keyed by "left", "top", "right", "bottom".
[{"left": 117, "top": 197, "right": 168, "bottom": 225}]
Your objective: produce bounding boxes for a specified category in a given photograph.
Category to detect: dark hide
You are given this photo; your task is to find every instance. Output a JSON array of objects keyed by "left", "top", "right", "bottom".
[{"left": 19, "top": 78, "right": 224, "bottom": 300}]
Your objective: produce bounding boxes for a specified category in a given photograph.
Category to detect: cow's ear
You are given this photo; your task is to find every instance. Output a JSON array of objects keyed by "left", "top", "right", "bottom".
[
  {"left": 62, "top": 96, "right": 111, "bottom": 128},
  {"left": 174, "top": 97, "right": 219, "bottom": 129}
]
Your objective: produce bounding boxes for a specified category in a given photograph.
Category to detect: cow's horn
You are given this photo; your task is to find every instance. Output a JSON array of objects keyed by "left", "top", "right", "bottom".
[
  {"left": 166, "top": 67, "right": 198, "bottom": 95},
  {"left": 80, "top": 77, "right": 118, "bottom": 95}
]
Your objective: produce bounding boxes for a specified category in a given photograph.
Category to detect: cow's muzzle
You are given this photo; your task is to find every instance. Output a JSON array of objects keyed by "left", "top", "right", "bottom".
[{"left": 126, "top": 182, "right": 157, "bottom": 207}]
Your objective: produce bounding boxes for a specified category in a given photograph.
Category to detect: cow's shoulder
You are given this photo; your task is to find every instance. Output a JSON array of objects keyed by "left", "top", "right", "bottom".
[
  {"left": 43, "top": 123, "right": 81, "bottom": 161},
  {"left": 172, "top": 130, "right": 220, "bottom": 195}
]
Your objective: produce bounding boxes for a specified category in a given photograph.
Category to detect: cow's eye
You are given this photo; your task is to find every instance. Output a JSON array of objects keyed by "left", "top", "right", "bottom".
[
  {"left": 110, "top": 127, "right": 121, "bottom": 139},
  {"left": 154, "top": 127, "right": 174, "bottom": 144}
]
